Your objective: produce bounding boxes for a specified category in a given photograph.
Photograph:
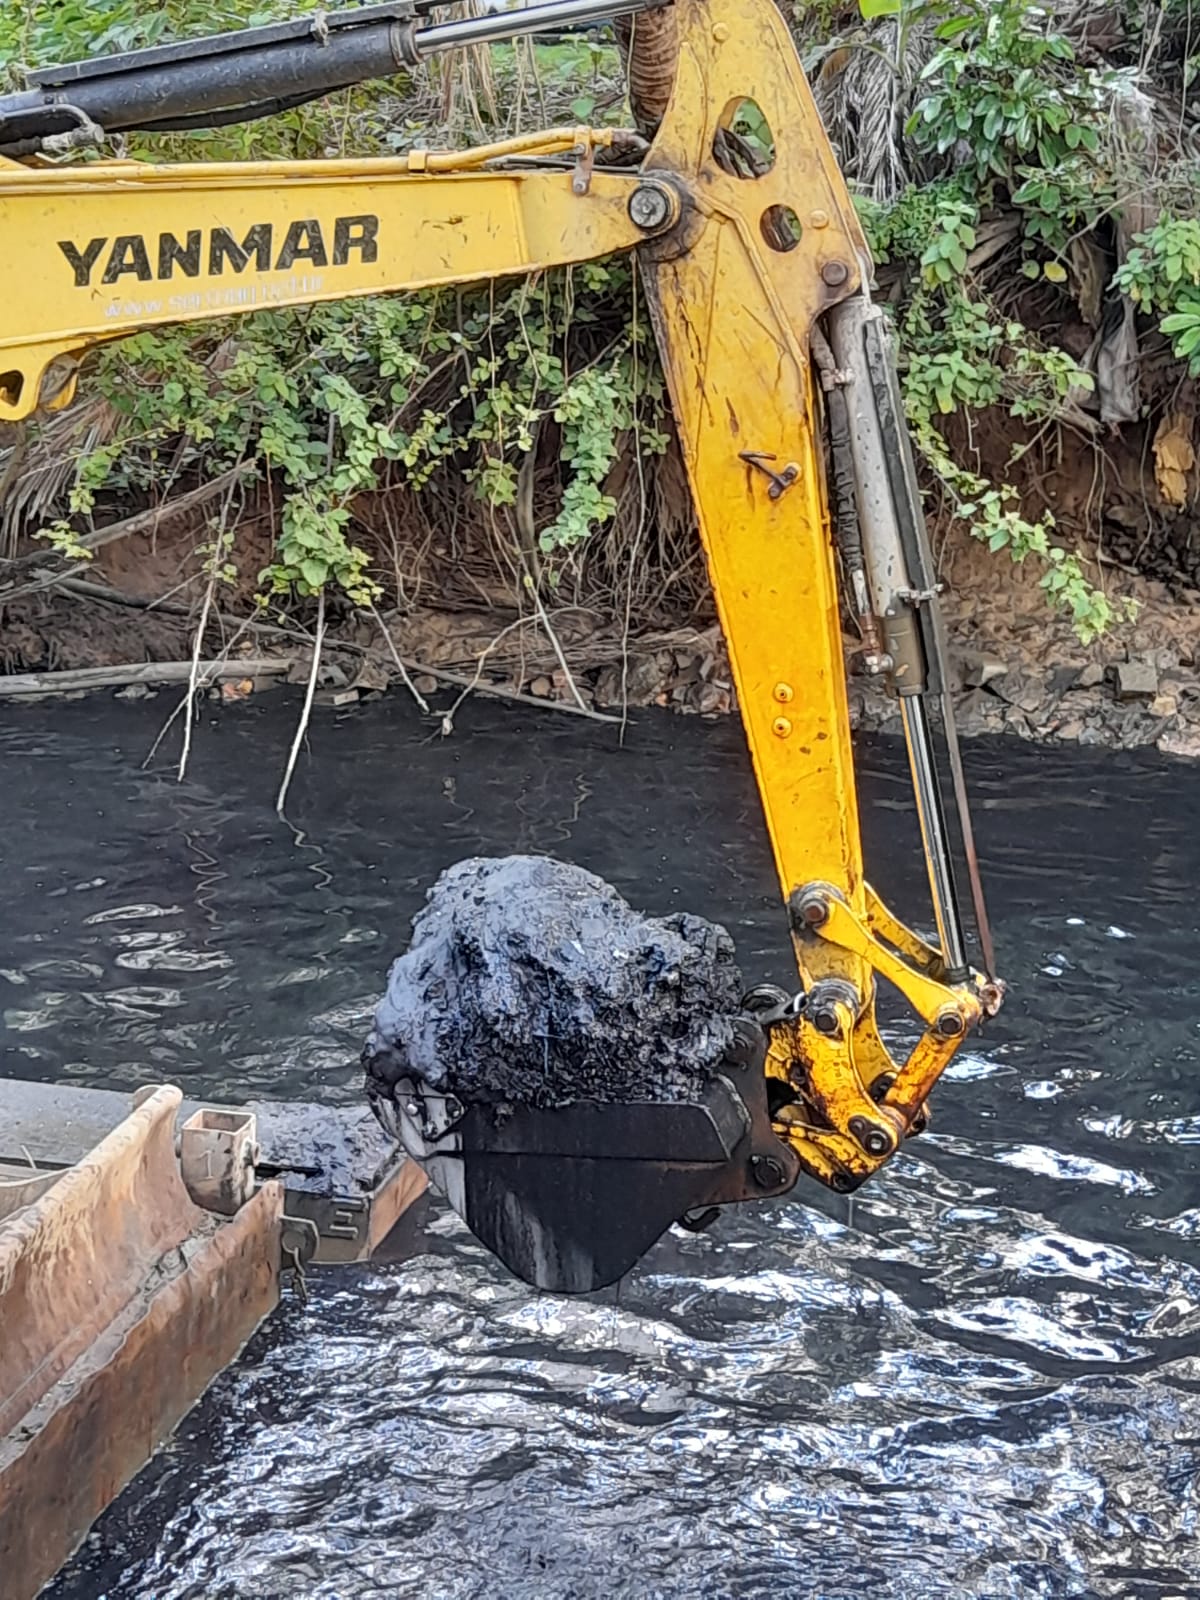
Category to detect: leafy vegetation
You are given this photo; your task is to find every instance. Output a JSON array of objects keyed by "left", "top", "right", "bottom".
[
  {"left": 814, "top": 0, "right": 1200, "bottom": 638},
  {"left": 6, "top": 0, "right": 1200, "bottom": 644},
  {"left": 1, "top": 4, "right": 666, "bottom": 612}
]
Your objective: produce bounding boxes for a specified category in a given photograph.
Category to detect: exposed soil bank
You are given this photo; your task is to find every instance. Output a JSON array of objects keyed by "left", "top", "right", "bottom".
[
  {"left": 890, "top": 530, "right": 1200, "bottom": 760},
  {"left": 3, "top": 509, "right": 1197, "bottom": 756}
]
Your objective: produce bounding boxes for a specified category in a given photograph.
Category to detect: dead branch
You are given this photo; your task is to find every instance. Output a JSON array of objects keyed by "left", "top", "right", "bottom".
[
  {"left": 0, "top": 658, "right": 288, "bottom": 698},
  {"left": 368, "top": 600, "right": 431, "bottom": 714},
  {"left": 0, "top": 463, "right": 256, "bottom": 584}
]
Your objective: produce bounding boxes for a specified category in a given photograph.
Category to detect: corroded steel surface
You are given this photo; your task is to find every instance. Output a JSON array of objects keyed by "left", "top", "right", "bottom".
[{"left": 0, "top": 1086, "right": 283, "bottom": 1600}]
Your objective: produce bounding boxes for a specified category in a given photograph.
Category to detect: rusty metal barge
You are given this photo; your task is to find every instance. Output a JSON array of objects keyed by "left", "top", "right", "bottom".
[{"left": 0, "top": 1077, "right": 426, "bottom": 1600}]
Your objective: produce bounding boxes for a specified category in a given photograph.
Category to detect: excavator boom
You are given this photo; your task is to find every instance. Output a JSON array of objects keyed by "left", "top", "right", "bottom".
[{"left": 0, "top": 0, "right": 1003, "bottom": 1291}]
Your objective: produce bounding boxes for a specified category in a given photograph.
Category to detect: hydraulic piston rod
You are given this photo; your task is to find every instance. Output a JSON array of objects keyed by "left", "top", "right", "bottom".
[
  {"left": 0, "top": 0, "right": 662, "bottom": 154},
  {"left": 901, "top": 695, "right": 969, "bottom": 981},
  {"left": 827, "top": 296, "right": 989, "bottom": 984},
  {"left": 411, "top": 0, "right": 665, "bottom": 55}
]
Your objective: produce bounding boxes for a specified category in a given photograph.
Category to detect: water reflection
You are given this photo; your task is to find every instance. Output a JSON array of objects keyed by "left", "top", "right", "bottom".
[{"left": 1, "top": 694, "right": 1195, "bottom": 1598}]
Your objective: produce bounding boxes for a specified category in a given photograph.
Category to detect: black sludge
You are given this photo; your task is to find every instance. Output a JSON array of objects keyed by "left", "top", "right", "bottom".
[{"left": 362, "top": 854, "right": 744, "bottom": 1117}]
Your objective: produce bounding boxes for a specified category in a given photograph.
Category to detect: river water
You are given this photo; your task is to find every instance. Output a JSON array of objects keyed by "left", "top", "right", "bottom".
[{"left": 3, "top": 693, "right": 1198, "bottom": 1599}]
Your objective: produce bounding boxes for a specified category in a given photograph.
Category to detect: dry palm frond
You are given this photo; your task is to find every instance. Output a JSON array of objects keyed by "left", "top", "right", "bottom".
[
  {"left": 0, "top": 395, "right": 122, "bottom": 559},
  {"left": 813, "top": 17, "right": 936, "bottom": 206}
]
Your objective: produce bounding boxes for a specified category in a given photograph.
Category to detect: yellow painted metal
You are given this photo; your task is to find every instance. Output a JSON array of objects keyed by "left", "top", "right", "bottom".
[
  {"left": 865, "top": 883, "right": 949, "bottom": 978},
  {"left": 0, "top": 128, "right": 644, "bottom": 421},
  {"left": 635, "top": 0, "right": 989, "bottom": 1185},
  {"left": 638, "top": 0, "right": 869, "bottom": 980},
  {"left": 0, "top": 0, "right": 997, "bottom": 1196}
]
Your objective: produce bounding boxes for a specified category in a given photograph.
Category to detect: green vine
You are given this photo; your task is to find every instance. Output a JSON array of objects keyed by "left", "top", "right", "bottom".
[
  {"left": 61, "top": 264, "right": 666, "bottom": 606},
  {"left": 11, "top": 0, "right": 1191, "bottom": 645}
]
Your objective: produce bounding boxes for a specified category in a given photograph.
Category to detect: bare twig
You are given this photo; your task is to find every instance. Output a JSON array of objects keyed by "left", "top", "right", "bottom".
[
  {"left": 368, "top": 600, "right": 431, "bottom": 713},
  {"left": 435, "top": 659, "right": 621, "bottom": 728},
  {"left": 276, "top": 589, "right": 325, "bottom": 818},
  {"left": 524, "top": 572, "right": 590, "bottom": 711},
  {"left": 179, "top": 554, "right": 222, "bottom": 783}
]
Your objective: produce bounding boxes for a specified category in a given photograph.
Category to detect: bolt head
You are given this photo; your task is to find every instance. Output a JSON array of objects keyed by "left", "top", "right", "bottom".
[
  {"left": 849, "top": 1114, "right": 893, "bottom": 1158},
  {"left": 628, "top": 183, "right": 672, "bottom": 233},
  {"left": 712, "top": 21, "right": 731, "bottom": 41},
  {"left": 936, "top": 1009, "right": 965, "bottom": 1039},
  {"left": 773, "top": 682, "right": 794, "bottom": 704},
  {"left": 811, "top": 209, "right": 830, "bottom": 229},
  {"left": 751, "top": 1154, "right": 786, "bottom": 1190},
  {"left": 821, "top": 259, "right": 850, "bottom": 287},
  {"left": 772, "top": 716, "right": 792, "bottom": 738}
]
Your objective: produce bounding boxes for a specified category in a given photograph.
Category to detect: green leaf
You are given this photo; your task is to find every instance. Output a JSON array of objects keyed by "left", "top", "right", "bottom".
[
  {"left": 1043, "top": 261, "right": 1068, "bottom": 284},
  {"left": 299, "top": 558, "right": 328, "bottom": 588},
  {"left": 858, "top": 0, "right": 901, "bottom": 14}
]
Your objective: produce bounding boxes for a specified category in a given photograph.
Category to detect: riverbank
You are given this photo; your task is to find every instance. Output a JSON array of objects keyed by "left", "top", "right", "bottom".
[
  {"left": 4, "top": 516, "right": 1197, "bottom": 758},
  {"left": 854, "top": 528, "right": 1200, "bottom": 759}
]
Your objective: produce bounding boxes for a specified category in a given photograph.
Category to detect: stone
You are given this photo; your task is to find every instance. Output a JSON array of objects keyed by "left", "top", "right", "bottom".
[
  {"left": 1114, "top": 661, "right": 1159, "bottom": 701},
  {"left": 529, "top": 676, "right": 553, "bottom": 698},
  {"left": 1055, "top": 719, "right": 1084, "bottom": 741},
  {"left": 992, "top": 671, "right": 1046, "bottom": 715},
  {"left": 959, "top": 650, "right": 1009, "bottom": 689},
  {"left": 695, "top": 681, "right": 729, "bottom": 716},
  {"left": 591, "top": 666, "right": 622, "bottom": 707},
  {"left": 351, "top": 655, "right": 390, "bottom": 694},
  {"left": 318, "top": 660, "right": 350, "bottom": 689},
  {"left": 413, "top": 675, "right": 439, "bottom": 696},
  {"left": 954, "top": 689, "right": 992, "bottom": 733},
  {"left": 1149, "top": 648, "right": 1182, "bottom": 672},
  {"left": 361, "top": 855, "right": 743, "bottom": 1118},
  {"left": 114, "top": 684, "right": 157, "bottom": 701},
  {"left": 1159, "top": 727, "right": 1200, "bottom": 759},
  {"left": 621, "top": 656, "right": 664, "bottom": 706},
  {"left": 1048, "top": 666, "right": 1081, "bottom": 696},
  {"left": 1076, "top": 663, "right": 1105, "bottom": 689},
  {"left": 316, "top": 688, "right": 359, "bottom": 708},
  {"left": 1150, "top": 694, "right": 1180, "bottom": 719}
]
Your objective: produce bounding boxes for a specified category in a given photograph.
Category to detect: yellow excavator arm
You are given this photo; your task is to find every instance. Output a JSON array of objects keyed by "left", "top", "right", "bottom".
[{"left": 0, "top": 0, "right": 1003, "bottom": 1288}]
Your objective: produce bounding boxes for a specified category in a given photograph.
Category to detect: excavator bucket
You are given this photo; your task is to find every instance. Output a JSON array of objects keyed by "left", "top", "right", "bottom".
[{"left": 390, "top": 1018, "right": 800, "bottom": 1294}]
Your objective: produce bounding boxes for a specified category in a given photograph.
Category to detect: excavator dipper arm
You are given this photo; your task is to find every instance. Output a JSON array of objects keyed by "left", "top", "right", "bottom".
[{"left": 0, "top": 0, "right": 1003, "bottom": 1290}]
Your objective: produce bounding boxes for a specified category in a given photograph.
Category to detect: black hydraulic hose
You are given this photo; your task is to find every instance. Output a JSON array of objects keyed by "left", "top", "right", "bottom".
[
  {"left": 0, "top": 18, "right": 415, "bottom": 150},
  {"left": 813, "top": 329, "right": 866, "bottom": 576},
  {"left": 0, "top": 0, "right": 662, "bottom": 154}
]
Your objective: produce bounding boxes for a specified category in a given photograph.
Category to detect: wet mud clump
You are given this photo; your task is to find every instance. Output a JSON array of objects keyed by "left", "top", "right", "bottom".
[{"left": 362, "top": 855, "right": 743, "bottom": 1118}]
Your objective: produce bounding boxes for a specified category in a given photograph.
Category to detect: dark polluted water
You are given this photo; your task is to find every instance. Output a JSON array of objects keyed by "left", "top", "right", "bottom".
[{"left": 2, "top": 692, "right": 1198, "bottom": 1600}]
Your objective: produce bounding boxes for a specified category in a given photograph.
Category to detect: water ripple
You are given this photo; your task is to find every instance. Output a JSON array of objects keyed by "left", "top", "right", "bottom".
[{"left": 3, "top": 700, "right": 1196, "bottom": 1599}]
